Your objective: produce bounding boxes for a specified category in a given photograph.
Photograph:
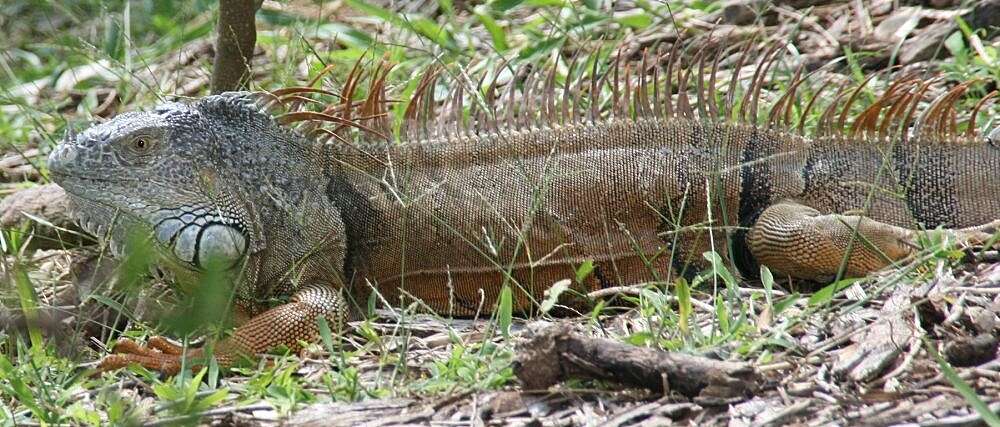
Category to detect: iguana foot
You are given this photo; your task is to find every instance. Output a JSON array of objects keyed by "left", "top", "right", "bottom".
[
  {"left": 93, "top": 286, "right": 347, "bottom": 375},
  {"left": 96, "top": 336, "right": 201, "bottom": 375}
]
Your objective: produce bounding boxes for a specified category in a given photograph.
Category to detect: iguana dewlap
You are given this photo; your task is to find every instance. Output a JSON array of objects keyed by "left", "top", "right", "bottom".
[{"left": 46, "top": 52, "right": 1000, "bottom": 374}]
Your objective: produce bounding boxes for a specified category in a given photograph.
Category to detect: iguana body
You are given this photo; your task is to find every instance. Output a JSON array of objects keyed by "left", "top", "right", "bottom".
[{"left": 46, "top": 48, "right": 1000, "bottom": 373}]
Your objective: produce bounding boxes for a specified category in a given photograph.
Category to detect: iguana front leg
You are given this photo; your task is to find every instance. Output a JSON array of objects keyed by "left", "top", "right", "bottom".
[
  {"left": 748, "top": 200, "right": 999, "bottom": 282},
  {"left": 96, "top": 284, "right": 347, "bottom": 375}
]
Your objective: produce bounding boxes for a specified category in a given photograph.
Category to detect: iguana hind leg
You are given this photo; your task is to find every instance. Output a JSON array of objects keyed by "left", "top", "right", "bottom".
[
  {"left": 748, "top": 201, "right": 913, "bottom": 282},
  {"left": 96, "top": 284, "right": 347, "bottom": 375},
  {"left": 748, "top": 200, "right": 998, "bottom": 282}
]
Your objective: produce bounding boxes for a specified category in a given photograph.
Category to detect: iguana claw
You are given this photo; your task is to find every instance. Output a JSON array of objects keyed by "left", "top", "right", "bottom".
[{"left": 95, "top": 337, "right": 201, "bottom": 375}]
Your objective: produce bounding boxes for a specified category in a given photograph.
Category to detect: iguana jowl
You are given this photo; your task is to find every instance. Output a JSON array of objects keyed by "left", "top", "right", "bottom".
[{"left": 46, "top": 47, "right": 1000, "bottom": 374}]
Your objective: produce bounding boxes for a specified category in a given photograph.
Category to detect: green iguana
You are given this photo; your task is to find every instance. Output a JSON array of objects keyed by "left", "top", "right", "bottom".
[{"left": 46, "top": 41, "right": 1000, "bottom": 374}]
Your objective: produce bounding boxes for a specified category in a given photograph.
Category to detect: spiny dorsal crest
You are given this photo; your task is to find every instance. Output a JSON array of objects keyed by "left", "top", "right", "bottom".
[{"left": 245, "top": 35, "right": 999, "bottom": 148}]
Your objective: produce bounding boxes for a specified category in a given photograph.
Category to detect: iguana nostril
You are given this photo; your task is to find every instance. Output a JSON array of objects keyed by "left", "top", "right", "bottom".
[{"left": 47, "top": 144, "right": 78, "bottom": 173}]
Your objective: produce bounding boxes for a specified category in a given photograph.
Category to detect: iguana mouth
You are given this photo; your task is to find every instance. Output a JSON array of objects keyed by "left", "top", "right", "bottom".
[
  {"left": 64, "top": 191, "right": 247, "bottom": 273},
  {"left": 63, "top": 194, "right": 144, "bottom": 257},
  {"left": 49, "top": 171, "right": 139, "bottom": 185}
]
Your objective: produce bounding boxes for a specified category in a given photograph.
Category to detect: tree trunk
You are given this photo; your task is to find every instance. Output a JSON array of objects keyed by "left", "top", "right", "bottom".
[{"left": 210, "top": 0, "right": 262, "bottom": 94}]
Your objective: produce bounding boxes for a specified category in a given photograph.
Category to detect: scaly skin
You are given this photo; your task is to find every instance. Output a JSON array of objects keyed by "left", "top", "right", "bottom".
[
  {"left": 49, "top": 94, "right": 350, "bottom": 374},
  {"left": 48, "top": 82, "right": 1000, "bottom": 374}
]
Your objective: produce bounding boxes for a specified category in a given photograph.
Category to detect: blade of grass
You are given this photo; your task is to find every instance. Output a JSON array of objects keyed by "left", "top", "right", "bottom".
[
  {"left": 0, "top": 352, "right": 44, "bottom": 420},
  {"left": 12, "top": 261, "right": 44, "bottom": 354},
  {"left": 473, "top": 6, "right": 509, "bottom": 53},
  {"left": 497, "top": 285, "right": 513, "bottom": 338},
  {"left": 808, "top": 278, "right": 861, "bottom": 307},
  {"left": 927, "top": 340, "right": 1000, "bottom": 426},
  {"left": 539, "top": 279, "right": 570, "bottom": 314},
  {"left": 676, "top": 277, "right": 692, "bottom": 336}
]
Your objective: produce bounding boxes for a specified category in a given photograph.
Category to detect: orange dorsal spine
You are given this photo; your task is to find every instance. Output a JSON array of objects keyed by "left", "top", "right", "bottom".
[{"left": 254, "top": 36, "right": 997, "bottom": 149}]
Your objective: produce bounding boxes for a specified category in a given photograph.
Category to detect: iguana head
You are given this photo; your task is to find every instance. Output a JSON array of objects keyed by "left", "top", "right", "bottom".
[
  {"left": 48, "top": 92, "right": 348, "bottom": 296},
  {"left": 48, "top": 99, "right": 253, "bottom": 273}
]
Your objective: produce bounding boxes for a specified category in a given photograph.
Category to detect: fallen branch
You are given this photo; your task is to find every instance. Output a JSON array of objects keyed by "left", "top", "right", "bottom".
[{"left": 513, "top": 323, "right": 760, "bottom": 400}]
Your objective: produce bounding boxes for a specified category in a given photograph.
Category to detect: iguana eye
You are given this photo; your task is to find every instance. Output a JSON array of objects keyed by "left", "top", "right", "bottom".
[{"left": 130, "top": 136, "right": 154, "bottom": 153}]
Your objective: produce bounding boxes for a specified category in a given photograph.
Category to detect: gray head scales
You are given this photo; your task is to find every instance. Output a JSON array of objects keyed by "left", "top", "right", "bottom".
[{"left": 47, "top": 97, "right": 258, "bottom": 273}]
